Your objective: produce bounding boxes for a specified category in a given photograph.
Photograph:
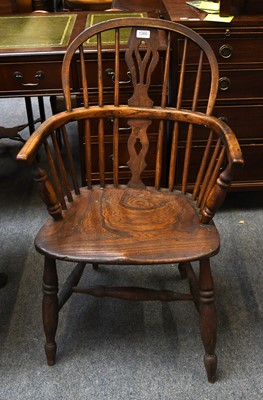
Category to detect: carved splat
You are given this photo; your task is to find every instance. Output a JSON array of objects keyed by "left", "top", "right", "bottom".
[
  {"left": 127, "top": 119, "right": 151, "bottom": 188},
  {"left": 125, "top": 28, "right": 160, "bottom": 107}
]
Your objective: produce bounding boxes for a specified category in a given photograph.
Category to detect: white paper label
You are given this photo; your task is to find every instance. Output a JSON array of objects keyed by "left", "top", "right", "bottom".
[{"left": 136, "top": 30, "right": 151, "bottom": 39}]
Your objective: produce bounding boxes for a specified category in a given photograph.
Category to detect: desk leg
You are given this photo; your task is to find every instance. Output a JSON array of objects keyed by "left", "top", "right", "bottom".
[
  {"left": 25, "top": 97, "right": 35, "bottom": 134},
  {"left": 38, "top": 97, "right": 46, "bottom": 122},
  {"left": 25, "top": 97, "right": 46, "bottom": 134}
]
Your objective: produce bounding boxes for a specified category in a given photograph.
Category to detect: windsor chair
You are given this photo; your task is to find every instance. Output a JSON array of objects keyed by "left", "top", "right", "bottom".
[{"left": 17, "top": 17, "right": 243, "bottom": 382}]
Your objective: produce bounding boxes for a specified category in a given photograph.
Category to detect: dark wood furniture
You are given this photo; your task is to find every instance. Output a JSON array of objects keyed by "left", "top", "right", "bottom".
[
  {"left": 64, "top": 0, "right": 112, "bottom": 11},
  {"left": 160, "top": 0, "right": 263, "bottom": 191},
  {"left": 17, "top": 17, "right": 243, "bottom": 382},
  {"left": 0, "top": 0, "right": 55, "bottom": 13},
  {"left": 219, "top": 0, "right": 263, "bottom": 16},
  {"left": 112, "top": 0, "right": 165, "bottom": 13},
  {"left": 0, "top": 13, "right": 84, "bottom": 132}
]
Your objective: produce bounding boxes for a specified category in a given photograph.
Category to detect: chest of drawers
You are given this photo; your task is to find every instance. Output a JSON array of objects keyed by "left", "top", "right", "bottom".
[{"left": 162, "top": 0, "right": 263, "bottom": 190}]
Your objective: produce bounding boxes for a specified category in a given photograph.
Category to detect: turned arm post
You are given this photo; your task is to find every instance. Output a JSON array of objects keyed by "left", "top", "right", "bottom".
[
  {"left": 33, "top": 162, "right": 63, "bottom": 221},
  {"left": 200, "top": 165, "right": 232, "bottom": 224}
]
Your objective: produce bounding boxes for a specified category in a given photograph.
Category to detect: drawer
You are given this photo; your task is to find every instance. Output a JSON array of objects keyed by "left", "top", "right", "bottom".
[
  {"left": 209, "top": 38, "right": 263, "bottom": 64},
  {"left": 213, "top": 105, "right": 263, "bottom": 140},
  {"left": 179, "top": 68, "right": 263, "bottom": 102},
  {"left": 86, "top": 117, "right": 161, "bottom": 137},
  {"left": 89, "top": 132, "right": 159, "bottom": 173},
  {"left": 233, "top": 143, "right": 263, "bottom": 184},
  {"left": 175, "top": 142, "right": 263, "bottom": 189},
  {"left": 0, "top": 61, "right": 71, "bottom": 95},
  {"left": 80, "top": 133, "right": 159, "bottom": 186},
  {"left": 76, "top": 56, "right": 165, "bottom": 90},
  {"left": 178, "top": 37, "right": 263, "bottom": 64},
  {"left": 217, "top": 69, "right": 263, "bottom": 99},
  {"left": 189, "top": 104, "right": 263, "bottom": 140},
  {"left": 82, "top": 86, "right": 164, "bottom": 106},
  {"left": 78, "top": 117, "right": 165, "bottom": 185}
]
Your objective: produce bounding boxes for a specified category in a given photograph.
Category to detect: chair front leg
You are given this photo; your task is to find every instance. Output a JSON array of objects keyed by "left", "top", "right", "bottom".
[
  {"left": 199, "top": 258, "right": 217, "bottom": 383},
  {"left": 42, "top": 256, "right": 59, "bottom": 366}
]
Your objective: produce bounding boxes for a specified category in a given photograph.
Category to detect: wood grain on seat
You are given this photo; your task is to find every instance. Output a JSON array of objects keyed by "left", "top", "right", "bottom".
[{"left": 35, "top": 186, "right": 220, "bottom": 263}]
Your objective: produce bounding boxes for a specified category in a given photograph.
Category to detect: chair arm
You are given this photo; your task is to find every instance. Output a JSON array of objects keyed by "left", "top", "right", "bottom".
[
  {"left": 198, "top": 115, "right": 244, "bottom": 224},
  {"left": 16, "top": 111, "right": 74, "bottom": 164}
]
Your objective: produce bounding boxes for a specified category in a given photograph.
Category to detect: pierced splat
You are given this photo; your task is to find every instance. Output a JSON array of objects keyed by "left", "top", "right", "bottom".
[
  {"left": 127, "top": 119, "right": 151, "bottom": 188},
  {"left": 125, "top": 28, "right": 160, "bottom": 107}
]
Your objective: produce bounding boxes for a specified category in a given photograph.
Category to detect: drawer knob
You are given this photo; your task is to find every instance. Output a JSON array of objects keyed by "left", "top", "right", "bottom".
[
  {"left": 105, "top": 68, "right": 131, "bottom": 84},
  {"left": 219, "top": 44, "right": 233, "bottom": 59},
  {"left": 13, "top": 70, "right": 45, "bottom": 87},
  {"left": 219, "top": 77, "right": 231, "bottom": 91}
]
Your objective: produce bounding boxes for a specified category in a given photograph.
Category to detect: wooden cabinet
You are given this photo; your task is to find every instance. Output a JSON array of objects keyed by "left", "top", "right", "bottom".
[
  {"left": 162, "top": 0, "right": 263, "bottom": 190},
  {"left": 0, "top": 0, "right": 55, "bottom": 13},
  {"left": 197, "top": 29, "right": 262, "bottom": 190},
  {"left": 219, "top": 0, "right": 263, "bottom": 16}
]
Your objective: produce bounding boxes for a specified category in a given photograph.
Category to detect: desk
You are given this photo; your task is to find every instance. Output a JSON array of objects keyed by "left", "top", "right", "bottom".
[
  {"left": 0, "top": 13, "right": 85, "bottom": 132},
  {"left": 0, "top": 13, "right": 86, "bottom": 98}
]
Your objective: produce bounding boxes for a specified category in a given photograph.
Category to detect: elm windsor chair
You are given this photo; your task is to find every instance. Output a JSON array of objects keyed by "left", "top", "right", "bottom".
[{"left": 17, "top": 17, "right": 243, "bottom": 382}]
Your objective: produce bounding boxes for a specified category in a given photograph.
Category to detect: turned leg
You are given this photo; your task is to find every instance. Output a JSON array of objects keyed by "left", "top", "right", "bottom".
[
  {"left": 199, "top": 258, "right": 217, "bottom": 383},
  {"left": 42, "top": 256, "right": 59, "bottom": 366},
  {"left": 178, "top": 262, "right": 188, "bottom": 279}
]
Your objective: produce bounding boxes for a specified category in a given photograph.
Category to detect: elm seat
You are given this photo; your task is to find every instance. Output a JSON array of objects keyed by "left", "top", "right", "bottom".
[
  {"left": 35, "top": 187, "right": 220, "bottom": 263},
  {"left": 17, "top": 17, "right": 243, "bottom": 383}
]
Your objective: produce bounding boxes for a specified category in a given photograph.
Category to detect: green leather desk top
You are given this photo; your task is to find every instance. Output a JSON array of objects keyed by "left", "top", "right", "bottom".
[
  {"left": 0, "top": 14, "right": 77, "bottom": 49},
  {"left": 85, "top": 12, "right": 146, "bottom": 45}
]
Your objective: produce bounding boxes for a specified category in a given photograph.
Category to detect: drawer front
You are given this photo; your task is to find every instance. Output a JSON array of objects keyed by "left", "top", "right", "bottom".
[
  {"left": 217, "top": 69, "right": 263, "bottom": 99},
  {"left": 77, "top": 56, "right": 165, "bottom": 90},
  {"left": 87, "top": 117, "right": 161, "bottom": 136},
  {"left": 209, "top": 38, "right": 263, "bottom": 64},
  {"left": 180, "top": 69, "right": 263, "bottom": 101},
  {"left": 176, "top": 142, "right": 263, "bottom": 188},
  {"left": 178, "top": 37, "right": 263, "bottom": 64},
  {"left": 190, "top": 105, "right": 263, "bottom": 140},
  {"left": 0, "top": 61, "right": 68, "bottom": 95},
  {"left": 85, "top": 134, "right": 158, "bottom": 186},
  {"left": 89, "top": 133, "right": 159, "bottom": 172},
  {"left": 213, "top": 105, "right": 263, "bottom": 140},
  {"left": 234, "top": 143, "right": 263, "bottom": 184}
]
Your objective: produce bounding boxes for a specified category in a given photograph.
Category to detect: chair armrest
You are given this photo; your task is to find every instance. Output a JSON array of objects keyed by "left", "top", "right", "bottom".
[{"left": 16, "top": 111, "right": 76, "bottom": 164}]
